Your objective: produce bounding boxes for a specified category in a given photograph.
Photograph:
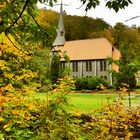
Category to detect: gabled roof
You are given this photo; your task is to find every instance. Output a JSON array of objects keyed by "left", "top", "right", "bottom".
[{"left": 54, "top": 38, "right": 113, "bottom": 61}]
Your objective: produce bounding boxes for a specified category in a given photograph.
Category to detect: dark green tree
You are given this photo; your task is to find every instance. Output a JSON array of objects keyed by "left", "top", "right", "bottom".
[
  {"left": 109, "top": 43, "right": 139, "bottom": 89},
  {"left": 50, "top": 53, "right": 61, "bottom": 83}
]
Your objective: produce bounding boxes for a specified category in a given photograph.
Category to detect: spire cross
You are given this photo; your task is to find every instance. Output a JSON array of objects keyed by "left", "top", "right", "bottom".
[
  {"left": 50, "top": 0, "right": 70, "bottom": 7},
  {"left": 43, "top": 0, "right": 70, "bottom": 7}
]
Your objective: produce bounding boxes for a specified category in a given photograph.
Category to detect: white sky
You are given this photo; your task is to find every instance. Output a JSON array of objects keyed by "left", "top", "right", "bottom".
[{"left": 37, "top": 0, "right": 140, "bottom": 27}]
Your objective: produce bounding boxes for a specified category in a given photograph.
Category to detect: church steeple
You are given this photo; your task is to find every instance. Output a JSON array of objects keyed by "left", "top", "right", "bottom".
[{"left": 52, "top": 0, "right": 65, "bottom": 47}]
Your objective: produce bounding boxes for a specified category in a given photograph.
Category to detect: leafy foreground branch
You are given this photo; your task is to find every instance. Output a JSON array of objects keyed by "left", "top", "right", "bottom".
[{"left": 0, "top": 77, "right": 140, "bottom": 140}]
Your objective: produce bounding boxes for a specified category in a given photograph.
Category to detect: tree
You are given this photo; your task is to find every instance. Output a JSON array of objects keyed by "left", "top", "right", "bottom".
[
  {"left": 108, "top": 42, "right": 139, "bottom": 89},
  {"left": 27, "top": 48, "right": 51, "bottom": 83},
  {"left": 50, "top": 53, "right": 61, "bottom": 83},
  {"left": 113, "top": 23, "right": 140, "bottom": 62},
  {"left": 104, "top": 23, "right": 140, "bottom": 88},
  {"left": 80, "top": 0, "right": 133, "bottom": 12},
  {"left": 65, "top": 15, "right": 110, "bottom": 40},
  {"left": 0, "top": 33, "right": 36, "bottom": 89}
]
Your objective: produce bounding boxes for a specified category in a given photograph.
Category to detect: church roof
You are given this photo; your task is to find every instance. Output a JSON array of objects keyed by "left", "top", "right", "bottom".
[{"left": 54, "top": 38, "right": 114, "bottom": 61}]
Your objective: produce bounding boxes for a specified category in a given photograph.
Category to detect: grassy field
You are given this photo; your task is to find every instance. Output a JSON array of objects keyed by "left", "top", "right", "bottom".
[
  {"left": 67, "top": 93, "right": 117, "bottom": 113},
  {"left": 34, "top": 91, "right": 140, "bottom": 113}
]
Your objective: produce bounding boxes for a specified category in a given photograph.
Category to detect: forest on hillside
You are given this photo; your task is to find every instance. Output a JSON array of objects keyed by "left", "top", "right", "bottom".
[{"left": 37, "top": 9, "right": 110, "bottom": 41}]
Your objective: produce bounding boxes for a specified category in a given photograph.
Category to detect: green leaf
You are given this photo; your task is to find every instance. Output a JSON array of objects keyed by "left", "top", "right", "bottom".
[
  {"left": 128, "top": 0, "right": 132, "bottom": 4},
  {"left": 0, "top": 133, "right": 4, "bottom": 139},
  {"left": 106, "top": 1, "right": 112, "bottom": 9}
]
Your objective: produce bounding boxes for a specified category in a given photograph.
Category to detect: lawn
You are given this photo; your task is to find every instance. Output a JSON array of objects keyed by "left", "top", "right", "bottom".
[
  {"left": 67, "top": 93, "right": 117, "bottom": 113},
  {"left": 34, "top": 91, "right": 140, "bottom": 113}
]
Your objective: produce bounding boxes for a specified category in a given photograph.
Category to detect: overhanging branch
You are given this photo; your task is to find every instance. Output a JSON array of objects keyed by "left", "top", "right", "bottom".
[
  {"left": 4, "top": 0, "right": 30, "bottom": 54},
  {"left": 5, "top": 31, "right": 25, "bottom": 53},
  {"left": 27, "top": 5, "right": 49, "bottom": 38},
  {"left": 5, "top": 0, "right": 30, "bottom": 33}
]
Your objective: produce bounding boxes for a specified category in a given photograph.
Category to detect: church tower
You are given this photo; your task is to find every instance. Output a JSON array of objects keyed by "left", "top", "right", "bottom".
[{"left": 52, "top": 1, "right": 65, "bottom": 47}]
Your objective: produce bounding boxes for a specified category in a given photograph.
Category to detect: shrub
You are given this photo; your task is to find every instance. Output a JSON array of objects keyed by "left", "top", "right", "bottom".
[
  {"left": 75, "top": 77, "right": 88, "bottom": 90},
  {"left": 0, "top": 76, "right": 80, "bottom": 140},
  {"left": 38, "top": 79, "right": 52, "bottom": 92},
  {"left": 75, "top": 77, "right": 109, "bottom": 90},
  {"left": 113, "top": 72, "right": 137, "bottom": 89},
  {"left": 88, "top": 77, "right": 109, "bottom": 90},
  {"left": 78, "top": 99, "right": 140, "bottom": 140}
]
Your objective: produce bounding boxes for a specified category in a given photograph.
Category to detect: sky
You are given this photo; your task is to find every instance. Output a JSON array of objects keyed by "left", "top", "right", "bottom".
[{"left": 37, "top": 0, "right": 140, "bottom": 27}]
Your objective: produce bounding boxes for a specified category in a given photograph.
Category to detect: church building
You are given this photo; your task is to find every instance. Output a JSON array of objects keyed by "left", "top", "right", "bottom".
[{"left": 52, "top": 2, "right": 120, "bottom": 85}]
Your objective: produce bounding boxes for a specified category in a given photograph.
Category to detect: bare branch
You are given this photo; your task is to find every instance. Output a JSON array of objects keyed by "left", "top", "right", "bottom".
[
  {"left": 125, "top": 15, "right": 140, "bottom": 22},
  {"left": 42, "top": 2, "right": 70, "bottom": 7},
  {"left": 76, "top": 3, "right": 84, "bottom": 9}
]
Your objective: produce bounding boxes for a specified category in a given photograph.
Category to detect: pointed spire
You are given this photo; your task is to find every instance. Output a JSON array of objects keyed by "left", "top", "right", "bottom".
[
  {"left": 58, "top": 0, "right": 64, "bottom": 29},
  {"left": 52, "top": 0, "right": 65, "bottom": 47}
]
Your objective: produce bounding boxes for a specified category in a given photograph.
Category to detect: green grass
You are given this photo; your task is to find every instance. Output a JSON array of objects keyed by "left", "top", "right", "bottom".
[
  {"left": 33, "top": 92, "right": 140, "bottom": 113},
  {"left": 67, "top": 93, "right": 117, "bottom": 113}
]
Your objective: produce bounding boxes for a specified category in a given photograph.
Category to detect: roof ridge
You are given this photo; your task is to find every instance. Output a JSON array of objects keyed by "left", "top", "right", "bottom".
[{"left": 66, "top": 37, "right": 107, "bottom": 42}]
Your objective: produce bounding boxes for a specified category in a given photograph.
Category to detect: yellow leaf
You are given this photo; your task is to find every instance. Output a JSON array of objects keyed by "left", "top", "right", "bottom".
[
  {"left": 137, "top": 124, "right": 140, "bottom": 127},
  {"left": 4, "top": 84, "right": 13, "bottom": 91},
  {"left": 75, "top": 110, "right": 81, "bottom": 116},
  {"left": 7, "top": 93, "right": 15, "bottom": 97},
  {"left": 3, "top": 123, "right": 10, "bottom": 129},
  {"left": 0, "top": 117, "right": 4, "bottom": 122},
  {"left": 4, "top": 73, "right": 14, "bottom": 79},
  {"left": 124, "top": 124, "right": 128, "bottom": 129},
  {"left": 28, "top": 103, "right": 35, "bottom": 110},
  {"left": 12, "top": 110, "right": 19, "bottom": 115},
  {"left": 114, "top": 136, "right": 119, "bottom": 140},
  {"left": 0, "top": 50, "right": 2, "bottom": 56},
  {"left": 5, "top": 127, "right": 11, "bottom": 132},
  {"left": 125, "top": 132, "right": 132, "bottom": 139}
]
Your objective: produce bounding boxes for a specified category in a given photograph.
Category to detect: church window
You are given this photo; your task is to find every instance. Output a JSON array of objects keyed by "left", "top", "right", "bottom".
[
  {"left": 72, "top": 61, "right": 78, "bottom": 72},
  {"left": 86, "top": 61, "right": 92, "bottom": 71},
  {"left": 100, "top": 60, "right": 106, "bottom": 71}
]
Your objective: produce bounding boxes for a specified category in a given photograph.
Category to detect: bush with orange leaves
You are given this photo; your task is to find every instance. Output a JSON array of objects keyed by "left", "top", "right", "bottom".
[
  {"left": 0, "top": 76, "right": 81, "bottom": 139},
  {"left": 80, "top": 98, "right": 140, "bottom": 140}
]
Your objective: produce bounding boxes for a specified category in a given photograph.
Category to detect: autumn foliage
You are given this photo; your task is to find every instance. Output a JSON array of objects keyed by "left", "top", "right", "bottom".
[
  {"left": 0, "top": 76, "right": 79, "bottom": 139},
  {"left": 0, "top": 33, "right": 36, "bottom": 90},
  {"left": 79, "top": 100, "right": 140, "bottom": 140},
  {"left": 0, "top": 75, "right": 140, "bottom": 139}
]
